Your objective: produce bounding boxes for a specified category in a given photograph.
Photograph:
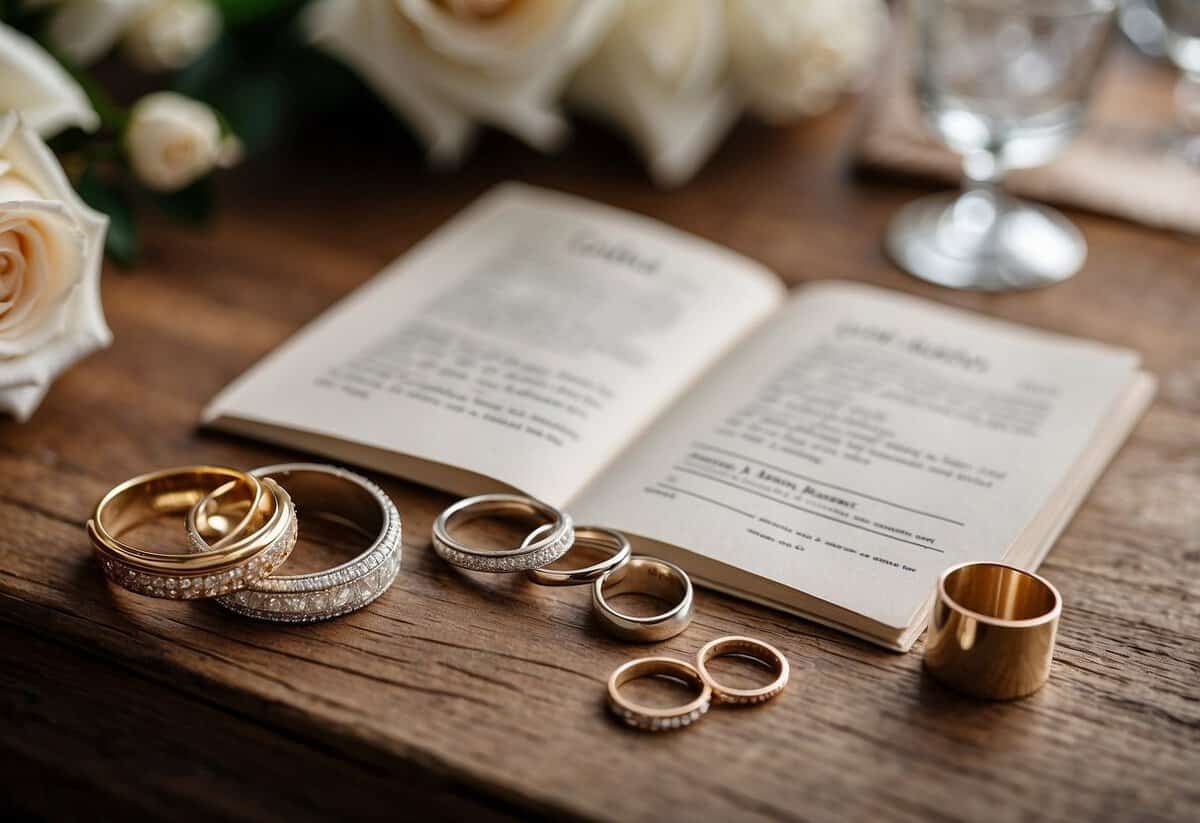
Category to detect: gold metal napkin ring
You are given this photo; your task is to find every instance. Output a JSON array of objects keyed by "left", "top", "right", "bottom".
[
  {"left": 696, "top": 635, "right": 790, "bottom": 705},
  {"left": 924, "top": 561, "right": 1062, "bottom": 700},
  {"left": 87, "top": 465, "right": 297, "bottom": 600}
]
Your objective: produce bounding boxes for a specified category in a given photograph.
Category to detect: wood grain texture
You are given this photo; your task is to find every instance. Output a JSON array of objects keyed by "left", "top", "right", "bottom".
[{"left": 1, "top": 72, "right": 1198, "bottom": 821}]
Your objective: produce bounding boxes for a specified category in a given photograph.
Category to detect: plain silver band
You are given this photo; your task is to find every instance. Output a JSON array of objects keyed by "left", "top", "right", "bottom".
[
  {"left": 523, "top": 524, "right": 631, "bottom": 586},
  {"left": 432, "top": 493, "right": 573, "bottom": 573},
  {"left": 196, "top": 463, "right": 402, "bottom": 623},
  {"left": 592, "top": 555, "right": 694, "bottom": 642}
]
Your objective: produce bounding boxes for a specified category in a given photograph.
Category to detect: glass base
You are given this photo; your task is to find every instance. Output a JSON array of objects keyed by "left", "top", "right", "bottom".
[{"left": 886, "top": 191, "right": 1086, "bottom": 292}]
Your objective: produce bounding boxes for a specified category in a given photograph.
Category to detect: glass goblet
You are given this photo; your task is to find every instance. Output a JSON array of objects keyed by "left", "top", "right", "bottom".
[
  {"left": 1150, "top": 0, "right": 1200, "bottom": 164},
  {"left": 887, "top": 0, "right": 1117, "bottom": 291}
]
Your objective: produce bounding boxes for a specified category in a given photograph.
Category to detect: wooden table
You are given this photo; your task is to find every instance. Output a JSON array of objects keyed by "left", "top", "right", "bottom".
[{"left": 2, "top": 80, "right": 1198, "bottom": 822}]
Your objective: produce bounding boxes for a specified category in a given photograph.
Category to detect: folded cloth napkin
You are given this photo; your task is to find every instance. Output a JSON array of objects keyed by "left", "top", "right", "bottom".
[{"left": 854, "top": 41, "right": 1200, "bottom": 236}]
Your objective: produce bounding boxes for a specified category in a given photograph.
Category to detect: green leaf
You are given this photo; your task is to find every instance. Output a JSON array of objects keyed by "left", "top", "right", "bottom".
[
  {"left": 214, "top": 0, "right": 307, "bottom": 27},
  {"left": 150, "top": 178, "right": 214, "bottom": 225},
  {"left": 217, "top": 67, "right": 289, "bottom": 154},
  {"left": 77, "top": 168, "right": 139, "bottom": 266}
]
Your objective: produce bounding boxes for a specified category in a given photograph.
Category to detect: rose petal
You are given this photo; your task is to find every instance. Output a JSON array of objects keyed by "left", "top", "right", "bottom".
[{"left": 0, "top": 22, "right": 100, "bottom": 137}]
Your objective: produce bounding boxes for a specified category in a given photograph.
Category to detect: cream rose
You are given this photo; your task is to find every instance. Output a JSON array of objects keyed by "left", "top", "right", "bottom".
[
  {"left": 31, "top": 0, "right": 152, "bottom": 66},
  {"left": 305, "top": 0, "right": 620, "bottom": 166},
  {"left": 0, "top": 22, "right": 99, "bottom": 138},
  {"left": 568, "top": 0, "right": 739, "bottom": 187},
  {"left": 125, "top": 92, "right": 238, "bottom": 192},
  {"left": 726, "top": 0, "right": 889, "bottom": 122},
  {"left": 0, "top": 113, "right": 110, "bottom": 421},
  {"left": 123, "top": 0, "right": 222, "bottom": 72}
]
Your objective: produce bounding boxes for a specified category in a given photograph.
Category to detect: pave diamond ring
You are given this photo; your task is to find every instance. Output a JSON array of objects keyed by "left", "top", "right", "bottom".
[
  {"left": 190, "top": 463, "right": 402, "bottom": 623},
  {"left": 432, "top": 493, "right": 573, "bottom": 574},
  {"left": 87, "top": 466, "right": 298, "bottom": 600}
]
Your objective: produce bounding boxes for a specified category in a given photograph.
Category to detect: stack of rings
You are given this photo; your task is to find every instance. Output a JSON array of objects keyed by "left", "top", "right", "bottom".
[
  {"left": 87, "top": 463, "right": 402, "bottom": 622},
  {"left": 433, "top": 494, "right": 694, "bottom": 642},
  {"left": 608, "top": 636, "right": 790, "bottom": 732},
  {"left": 87, "top": 466, "right": 297, "bottom": 600}
]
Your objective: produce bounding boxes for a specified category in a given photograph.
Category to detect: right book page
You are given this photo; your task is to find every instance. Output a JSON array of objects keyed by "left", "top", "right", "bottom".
[{"left": 571, "top": 281, "right": 1146, "bottom": 632}]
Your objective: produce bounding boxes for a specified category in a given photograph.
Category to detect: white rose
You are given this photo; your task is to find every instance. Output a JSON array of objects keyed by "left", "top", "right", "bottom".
[
  {"left": 125, "top": 92, "right": 237, "bottom": 192},
  {"left": 0, "top": 113, "right": 110, "bottom": 421},
  {"left": 727, "top": 0, "right": 889, "bottom": 123},
  {"left": 0, "top": 22, "right": 100, "bottom": 137},
  {"left": 568, "top": 0, "right": 739, "bottom": 187},
  {"left": 123, "top": 0, "right": 222, "bottom": 72},
  {"left": 305, "top": 0, "right": 621, "bottom": 166},
  {"left": 32, "top": 0, "right": 152, "bottom": 66}
]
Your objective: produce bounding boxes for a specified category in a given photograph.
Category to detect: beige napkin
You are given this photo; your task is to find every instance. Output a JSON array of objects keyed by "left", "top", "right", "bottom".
[{"left": 855, "top": 41, "right": 1200, "bottom": 236}]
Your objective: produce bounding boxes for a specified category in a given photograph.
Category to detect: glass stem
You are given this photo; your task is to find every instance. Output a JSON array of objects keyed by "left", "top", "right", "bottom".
[
  {"left": 961, "top": 149, "right": 1007, "bottom": 202},
  {"left": 1175, "top": 71, "right": 1200, "bottom": 134}
]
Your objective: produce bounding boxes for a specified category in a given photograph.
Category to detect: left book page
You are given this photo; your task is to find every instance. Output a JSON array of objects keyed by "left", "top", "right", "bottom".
[{"left": 203, "top": 183, "right": 785, "bottom": 507}]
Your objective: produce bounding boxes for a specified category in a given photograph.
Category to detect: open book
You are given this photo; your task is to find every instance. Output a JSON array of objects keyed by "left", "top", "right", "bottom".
[{"left": 204, "top": 184, "right": 1155, "bottom": 651}]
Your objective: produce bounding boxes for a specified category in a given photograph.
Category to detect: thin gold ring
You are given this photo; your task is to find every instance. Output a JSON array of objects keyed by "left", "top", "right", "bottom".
[
  {"left": 607, "top": 657, "right": 711, "bottom": 731},
  {"left": 696, "top": 635, "right": 789, "bottom": 705},
  {"left": 523, "top": 524, "right": 631, "bottom": 586}
]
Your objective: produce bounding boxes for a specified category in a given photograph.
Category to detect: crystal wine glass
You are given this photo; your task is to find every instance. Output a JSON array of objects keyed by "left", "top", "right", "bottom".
[
  {"left": 1150, "top": 0, "right": 1200, "bottom": 164},
  {"left": 887, "top": 0, "right": 1117, "bottom": 291}
]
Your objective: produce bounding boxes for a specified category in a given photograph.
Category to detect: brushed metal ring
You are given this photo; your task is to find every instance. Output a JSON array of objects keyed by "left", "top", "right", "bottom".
[{"left": 593, "top": 555, "right": 693, "bottom": 642}]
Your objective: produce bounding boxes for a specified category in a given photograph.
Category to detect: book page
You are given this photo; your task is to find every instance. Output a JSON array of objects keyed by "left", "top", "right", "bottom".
[
  {"left": 571, "top": 281, "right": 1141, "bottom": 629},
  {"left": 203, "top": 183, "right": 784, "bottom": 506}
]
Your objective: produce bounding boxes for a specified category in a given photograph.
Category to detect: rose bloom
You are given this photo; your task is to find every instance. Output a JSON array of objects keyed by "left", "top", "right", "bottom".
[
  {"left": 727, "top": 0, "right": 889, "bottom": 122},
  {"left": 306, "top": 0, "right": 620, "bottom": 165},
  {"left": 123, "top": 0, "right": 223, "bottom": 72},
  {"left": 0, "top": 113, "right": 110, "bottom": 421},
  {"left": 0, "top": 22, "right": 99, "bottom": 138},
  {"left": 26, "top": 0, "right": 151, "bottom": 66},
  {"left": 125, "top": 92, "right": 238, "bottom": 192},
  {"left": 568, "top": 0, "right": 739, "bottom": 187}
]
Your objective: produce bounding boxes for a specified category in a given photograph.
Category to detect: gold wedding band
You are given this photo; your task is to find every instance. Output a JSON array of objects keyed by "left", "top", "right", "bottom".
[
  {"left": 696, "top": 635, "right": 789, "bottom": 705},
  {"left": 87, "top": 465, "right": 297, "bottom": 599},
  {"left": 924, "top": 561, "right": 1062, "bottom": 700},
  {"left": 607, "top": 657, "right": 711, "bottom": 731}
]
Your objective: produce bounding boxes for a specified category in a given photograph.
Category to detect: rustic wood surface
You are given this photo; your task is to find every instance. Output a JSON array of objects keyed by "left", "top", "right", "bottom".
[{"left": 2, "top": 56, "right": 1198, "bottom": 822}]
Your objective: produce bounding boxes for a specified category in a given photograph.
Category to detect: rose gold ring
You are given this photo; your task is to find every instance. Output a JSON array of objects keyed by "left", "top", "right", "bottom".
[
  {"left": 696, "top": 635, "right": 789, "bottom": 705},
  {"left": 606, "top": 656, "right": 711, "bottom": 732}
]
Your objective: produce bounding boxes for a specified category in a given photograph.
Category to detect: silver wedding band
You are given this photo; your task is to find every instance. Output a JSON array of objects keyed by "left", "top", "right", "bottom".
[
  {"left": 190, "top": 463, "right": 402, "bottom": 622},
  {"left": 593, "top": 555, "right": 693, "bottom": 642},
  {"left": 523, "top": 523, "right": 631, "bottom": 586},
  {"left": 432, "top": 493, "right": 574, "bottom": 573}
]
